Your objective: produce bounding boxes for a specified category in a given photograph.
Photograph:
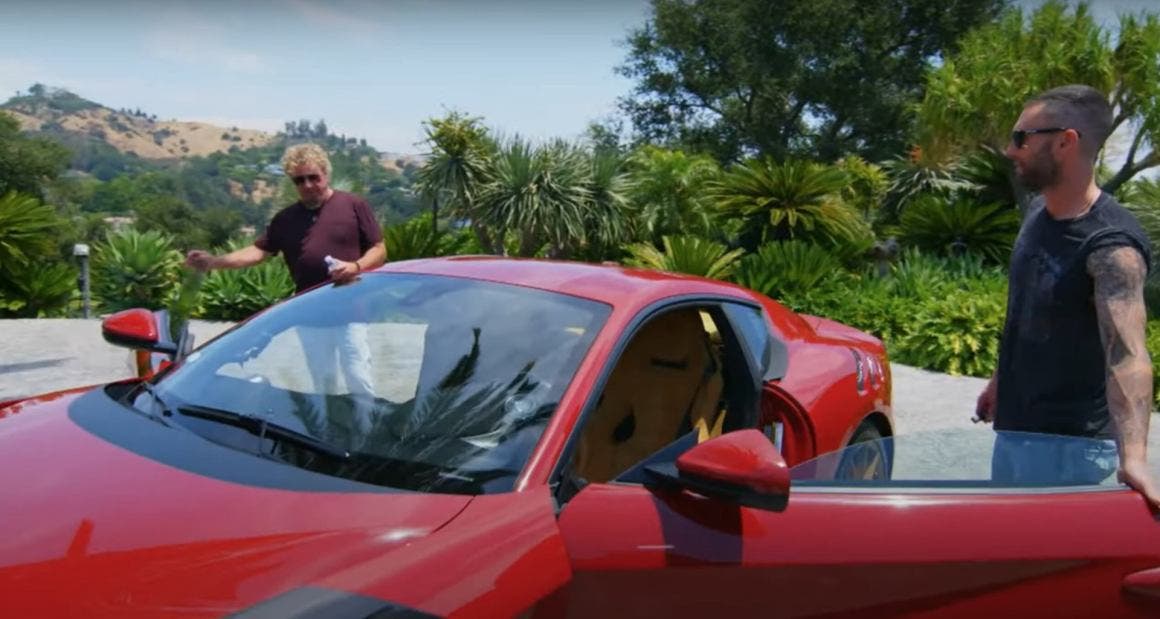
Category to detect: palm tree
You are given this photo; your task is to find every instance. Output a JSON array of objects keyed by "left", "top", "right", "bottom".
[
  {"left": 578, "top": 149, "right": 632, "bottom": 261},
  {"left": 475, "top": 138, "right": 592, "bottom": 258},
  {"left": 709, "top": 158, "right": 871, "bottom": 251},
  {"left": 415, "top": 112, "right": 495, "bottom": 249},
  {"left": 626, "top": 146, "right": 719, "bottom": 244}
]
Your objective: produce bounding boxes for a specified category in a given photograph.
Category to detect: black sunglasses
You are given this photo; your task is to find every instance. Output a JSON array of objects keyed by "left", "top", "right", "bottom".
[
  {"left": 1011, "top": 127, "right": 1080, "bottom": 149},
  {"left": 291, "top": 174, "right": 322, "bottom": 185}
]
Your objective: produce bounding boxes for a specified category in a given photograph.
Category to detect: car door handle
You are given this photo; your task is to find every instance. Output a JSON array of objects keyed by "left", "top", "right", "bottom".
[{"left": 1124, "top": 567, "right": 1160, "bottom": 597}]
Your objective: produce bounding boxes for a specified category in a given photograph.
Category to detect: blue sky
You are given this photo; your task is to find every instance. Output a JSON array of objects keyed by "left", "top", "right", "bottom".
[
  {"left": 0, "top": 1, "right": 1154, "bottom": 156},
  {"left": 0, "top": 0, "right": 650, "bottom": 154}
]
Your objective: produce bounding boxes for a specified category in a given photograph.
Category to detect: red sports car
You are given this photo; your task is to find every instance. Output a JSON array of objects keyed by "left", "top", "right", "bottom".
[{"left": 0, "top": 257, "right": 902, "bottom": 617}]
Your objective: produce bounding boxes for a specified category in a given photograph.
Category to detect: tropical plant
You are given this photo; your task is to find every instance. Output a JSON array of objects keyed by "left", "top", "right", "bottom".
[
  {"left": 1147, "top": 320, "right": 1160, "bottom": 405},
  {"left": 710, "top": 158, "right": 872, "bottom": 251},
  {"left": 731, "top": 240, "right": 844, "bottom": 300},
  {"left": 198, "top": 254, "right": 294, "bottom": 321},
  {"left": 476, "top": 138, "right": 592, "bottom": 258},
  {"left": 0, "top": 261, "right": 77, "bottom": 317},
  {"left": 879, "top": 150, "right": 974, "bottom": 223},
  {"left": 624, "top": 235, "right": 744, "bottom": 280},
  {"left": 580, "top": 149, "right": 632, "bottom": 260},
  {"left": 834, "top": 155, "right": 889, "bottom": 220},
  {"left": 91, "top": 229, "right": 183, "bottom": 312},
  {"left": 916, "top": 1, "right": 1160, "bottom": 193},
  {"left": 0, "top": 191, "right": 63, "bottom": 270},
  {"left": 956, "top": 145, "right": 1017, "bottom": 210},
  {"left": 899, "top": 196, "right": 1021, "bottom": 265},
  {"left": 415, "top": 112, "right": 495, "bottom": 246},
  {"left": 384, "top": 213, "right": 447, "bottom": 261},
  {"left": 895, "top": 287, "right": 1006, "bottom": 377},
  {"left": 626, "top": 146, "right": 719, "bottom": 243}
]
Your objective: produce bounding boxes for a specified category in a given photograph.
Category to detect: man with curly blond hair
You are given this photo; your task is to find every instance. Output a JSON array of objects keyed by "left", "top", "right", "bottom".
[{"left": 185, "top": 143, "right": 387, "bottom": 447}]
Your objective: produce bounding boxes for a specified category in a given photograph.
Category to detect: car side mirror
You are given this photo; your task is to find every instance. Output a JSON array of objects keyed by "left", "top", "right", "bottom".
[
  {"left": 645, "top": 429, "right": 790, "bottom": 512},
  {"left": 102, "top": 308, "right": 179, "bottom": 357}
]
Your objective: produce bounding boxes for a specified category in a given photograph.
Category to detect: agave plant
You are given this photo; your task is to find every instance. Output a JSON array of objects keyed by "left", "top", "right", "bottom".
[
  {"left": 731, "top": 240, "right": 843, "bottom": 300},
  {"left": 899, "top": 196, "right": 1021, "bottom": 265},
  {"left": 198, "top": 239, "right": 294, "bottom": 321},
  {"left": 709, "top": 158, "right": 871, "bottom": 251},
  {"left": 624, "top": 235, "right": 744, "bottom": 280},
  {"left": 91, "top": 229, "right": 183, "bottom": 312}
]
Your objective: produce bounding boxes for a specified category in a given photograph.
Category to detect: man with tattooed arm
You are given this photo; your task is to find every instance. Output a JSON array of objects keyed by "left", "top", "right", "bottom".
[{"left": 975, "top": 85, "right": 1160, "bottom": 507}]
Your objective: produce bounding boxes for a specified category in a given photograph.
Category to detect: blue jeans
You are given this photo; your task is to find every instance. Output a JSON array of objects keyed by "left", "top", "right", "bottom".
[{"left": 991, "top": 432, "right": 1118, "bottom": 485}]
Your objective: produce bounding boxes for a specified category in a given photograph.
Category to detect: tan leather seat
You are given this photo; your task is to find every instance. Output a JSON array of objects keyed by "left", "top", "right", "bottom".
[{"left": 574, "top": 309, "right": 725, "bottom": 483}]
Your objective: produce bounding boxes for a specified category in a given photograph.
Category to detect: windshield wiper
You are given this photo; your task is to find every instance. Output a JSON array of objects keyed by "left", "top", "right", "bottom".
[
  {"left": 176, "top": 404, "right": 350, "bottom": 461},
  {"left": 129, "top": 381, "right": 177, "bottom": 427}
]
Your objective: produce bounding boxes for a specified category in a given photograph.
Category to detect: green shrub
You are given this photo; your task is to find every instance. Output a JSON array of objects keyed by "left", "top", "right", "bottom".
[
  {"left": 387, "top": 213, "right": 445, "bottom": 261},
  {"left": 732, "top": 240, "right": 842, "bottom": 299},
  {"left": 899, "top": 195, "right": 1019, "bottom": 265},
  {"left": 198, "top": 258, "right": 294, "bottom": 321},
  {"left": 893, "top": 287, "right": 1006, "bottom": 377},
  {"left": 91, "top": 229, "right": 182, "bottom": 312},
  {"left": 625, "top": 235, "right": 744, "bottom": 279},
  {"left": 0, "top": 262, "right": 78, "bottom": 317},
  {"left": 1147, "top": 320, "right": 1160, "bottom": 407}
]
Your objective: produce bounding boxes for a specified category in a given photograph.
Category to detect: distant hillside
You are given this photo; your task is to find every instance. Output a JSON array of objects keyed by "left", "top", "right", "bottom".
[{"left": 4, "top": 86, "right": 275, "bottom": 160}]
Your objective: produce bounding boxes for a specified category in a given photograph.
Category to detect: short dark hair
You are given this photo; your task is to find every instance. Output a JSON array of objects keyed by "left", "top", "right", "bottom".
[{"left": 1028, "top": 85, "right": 1113, "bottom": 162}]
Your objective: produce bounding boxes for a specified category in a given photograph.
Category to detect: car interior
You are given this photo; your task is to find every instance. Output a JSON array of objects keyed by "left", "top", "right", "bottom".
[{"left": 569, "top": 306, "right": 760, "bottom": 486}]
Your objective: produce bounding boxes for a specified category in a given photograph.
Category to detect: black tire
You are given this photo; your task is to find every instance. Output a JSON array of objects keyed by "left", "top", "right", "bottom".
[{"left": 835, "top": 422, "right": 892, "bottom": 481}]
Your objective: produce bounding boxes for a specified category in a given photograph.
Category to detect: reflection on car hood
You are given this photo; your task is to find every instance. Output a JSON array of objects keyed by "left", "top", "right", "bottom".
[{"left": 0, "top": 389, "right": 472, "bottom": 615}]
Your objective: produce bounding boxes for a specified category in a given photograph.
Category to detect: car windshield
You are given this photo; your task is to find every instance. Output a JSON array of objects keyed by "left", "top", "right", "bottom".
[
  {"left": 789, "top": 429, "right": 1145, "bottom": 490},
  {"left": 139, "top": 273, "right": 610, "bottom": 494}
]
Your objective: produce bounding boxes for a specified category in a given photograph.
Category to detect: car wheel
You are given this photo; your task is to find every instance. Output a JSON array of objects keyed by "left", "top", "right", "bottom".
[{"left": 835, "top": 422, "right": 892, "bottom": 481}]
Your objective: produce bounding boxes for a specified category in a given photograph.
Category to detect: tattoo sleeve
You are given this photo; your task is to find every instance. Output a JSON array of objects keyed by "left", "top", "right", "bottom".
[{"left": 1088, "top": 245, "right": 1153, "bottom": 462}]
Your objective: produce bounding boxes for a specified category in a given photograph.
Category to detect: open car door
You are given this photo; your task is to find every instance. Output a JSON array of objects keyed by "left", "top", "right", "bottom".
[{"left": 548, "top": 429, "right": 1160, "bottom": 618}]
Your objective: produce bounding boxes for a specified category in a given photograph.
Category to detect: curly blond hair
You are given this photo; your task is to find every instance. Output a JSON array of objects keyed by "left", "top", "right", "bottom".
[{"left": 281, "top": 143, "right": 331, "bottom": 176}]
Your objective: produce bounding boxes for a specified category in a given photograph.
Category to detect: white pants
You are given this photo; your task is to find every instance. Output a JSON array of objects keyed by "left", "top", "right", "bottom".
[{"left": 296, "top": 323, "right": 375, "bottom": 445}]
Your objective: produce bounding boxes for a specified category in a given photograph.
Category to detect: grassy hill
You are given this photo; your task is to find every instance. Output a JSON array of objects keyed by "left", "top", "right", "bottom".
[{"left": 2, "top": 84, "right": 423, "bottom": 228}]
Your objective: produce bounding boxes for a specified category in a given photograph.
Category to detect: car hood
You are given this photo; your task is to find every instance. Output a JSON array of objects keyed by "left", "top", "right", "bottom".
[{"left": 0, "top": 388, "right": 473, "bottom": 616}]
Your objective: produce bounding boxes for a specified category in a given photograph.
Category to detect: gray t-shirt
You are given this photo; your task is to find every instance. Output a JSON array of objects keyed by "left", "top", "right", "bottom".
[{"left": 995, "top": 192, "right": 1151, "bottom": 438}]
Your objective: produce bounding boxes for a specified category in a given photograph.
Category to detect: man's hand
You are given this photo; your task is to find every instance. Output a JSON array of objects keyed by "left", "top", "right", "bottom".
[
  {"left": 975, "top": 376, "right": 997, "bottom": 423},
  {"left": 185, "top": 250, "right": 217, "bottom": 272},
  {"left": 1118, "top": 457, "right": 1160, "bottom": 510},
  {"left": 329, "top": 260, "right": 361, "bottom": 283}
]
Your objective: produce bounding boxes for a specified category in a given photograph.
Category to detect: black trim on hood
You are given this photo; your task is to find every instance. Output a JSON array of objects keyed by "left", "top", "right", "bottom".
[{"left": 67, "top": 387, "right": 401, "bottom": 494}]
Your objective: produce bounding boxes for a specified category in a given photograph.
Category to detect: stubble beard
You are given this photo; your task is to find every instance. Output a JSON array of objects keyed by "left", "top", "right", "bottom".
[{"left": 1015, "top": 145, "right": 1061, "bottom": 193}]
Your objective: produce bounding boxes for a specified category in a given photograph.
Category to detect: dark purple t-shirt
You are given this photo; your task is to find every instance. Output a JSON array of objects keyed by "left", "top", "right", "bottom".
[{"left": 255, "top": 190, "right": 383, "bottom": 292}]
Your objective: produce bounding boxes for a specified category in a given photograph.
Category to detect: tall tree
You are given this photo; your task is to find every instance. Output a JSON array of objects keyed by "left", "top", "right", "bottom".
[
  {"left": 618, "top": 0, "right": 1007, "bottom": 163},
  {"left": 916, "top": 1, "right": 1160, "bottom": 193},
  {"left": 416, "top": 112, "right": 496, "bottom": 249},
  {"left": 0, "top": 112, "right": 70, "bottom": 198}
]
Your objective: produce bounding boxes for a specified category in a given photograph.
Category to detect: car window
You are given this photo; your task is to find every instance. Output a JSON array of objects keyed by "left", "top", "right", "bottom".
[
  {"left": 789, "top": 429, "right": 1125, "bottom": 491},
  {"left": 144, "top": 273, "right": 610, "bottom": 495},
  {"left": 568, "top": 305, "right": 758, "bottom": 487},
  {"left": 721, "top": 302, "right": 785, "bottom": 381}
]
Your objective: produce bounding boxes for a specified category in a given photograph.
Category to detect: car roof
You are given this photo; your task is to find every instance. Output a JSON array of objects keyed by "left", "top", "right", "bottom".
[{"left": 378, "top": 256, "right": 761, "bottom": 309}]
